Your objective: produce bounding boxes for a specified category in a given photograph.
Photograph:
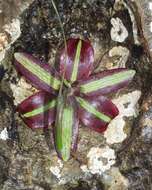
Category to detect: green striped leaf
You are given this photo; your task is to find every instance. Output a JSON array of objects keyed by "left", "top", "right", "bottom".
[
  {"left": 59, "top": 38, "right": 94, "bottom": 82},
  {"left": 76, "top": 96, "right": 119, "bottom": 133},
  {"left": 14, "top": 53, "right": 61, "bottom": 93},
  {"left": 54, "top": 96, "right": 74, "bottom": 161},
  {"left": 23, "top": 99, "right": 56, "bottom": 118},
  {"left": 76, "top": 97, "right": 111, "bottom": 123},
  {"left": 17, "top": 91, "right": 56, "bottom": 129},
  {"left": 79, "top": 69, "right": 135, "bottom": 96}
]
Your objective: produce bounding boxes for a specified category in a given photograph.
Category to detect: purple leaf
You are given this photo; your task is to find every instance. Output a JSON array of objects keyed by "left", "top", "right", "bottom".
[
  {"left": 14, "top": 53, "right": 61, "bottom": 94},
  {"left": 17, "top": 91, "right": 56, "bottom": 129},
  {"left": 78, "top": 68, "right": 136, "bottom": 97},
  {"left": 76, "top": 96, "right": 119, "bottom": 133},
  {"left": 59, "top": 38, "right": 94, "bottom": 83}
]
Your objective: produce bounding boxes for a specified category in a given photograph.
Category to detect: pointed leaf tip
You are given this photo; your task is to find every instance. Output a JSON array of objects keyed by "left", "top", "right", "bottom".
[{"left": 14, "top": 52, "right": 20, "bottom": 60}]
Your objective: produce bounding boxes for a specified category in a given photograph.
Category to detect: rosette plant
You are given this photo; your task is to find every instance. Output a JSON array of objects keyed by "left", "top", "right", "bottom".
[{"left": 14, "top": 38, "right": 135, "bottom": 161}]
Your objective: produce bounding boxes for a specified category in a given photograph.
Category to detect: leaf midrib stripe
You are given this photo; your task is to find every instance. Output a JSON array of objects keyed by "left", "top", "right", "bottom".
[
  {"left": 23, "top": 99, "right": 56, "bottom": 117},
  {"left": 15, "top": 54, "right": 61, "bottom": 90},
  {"left": 76, "top": 97, "right": 111, "bottom": 123},
  {"left": 71, "top": 40, "right": 82, "bottom": 82},
  {"left": 80, "top": 70, "right": 135, "bottom": 93},
  {"left": 58, "top": 106, "right": 73, "bottom": 161}
]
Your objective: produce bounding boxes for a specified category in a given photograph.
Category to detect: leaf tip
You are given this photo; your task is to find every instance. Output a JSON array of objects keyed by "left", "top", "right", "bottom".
[
  {"left": 14, "top": 52, "right": 24, "bottom": 62},
  {"left": 14, "top": 52, "right": 20, "bottom": 58},
  {"left": 62, "top": 155, "right": 70, "bottom": 162}
]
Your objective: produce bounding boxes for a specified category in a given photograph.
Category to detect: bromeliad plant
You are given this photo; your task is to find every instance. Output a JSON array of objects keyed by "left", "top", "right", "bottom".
[{"left": 14, "top": 38, "right": 135, "bottom": 161}]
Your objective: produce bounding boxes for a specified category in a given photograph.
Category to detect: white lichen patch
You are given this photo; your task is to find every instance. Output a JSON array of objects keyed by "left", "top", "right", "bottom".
[
  {"left": 104, "top": 90, "right": 141, "bottom": 144},
  {"left": 112, "top": 90, "right": 141, "bottom": 117},
  {"left": 0, "top": 33, "right": 9, "bottom": 62},
  {"left": 123, "top": 1, "right": 140, "bottom": 45},
  {"left": 81, "top": 146, "right": 116, "bottom": 175},
  {"left": 104, "top": 117, "right": 126, "bottom": 144},
  {"left": 142, "top": 117, "right": 152, "bottom": 127},
  {"left": 80, "top": 165, "right": 90, "bottom": 173},
  {"left": 149, "top": 2, "right": 152, "bottom": 10},
  {"left": 142, "top": 125, "right": 152, "bottom": 141},
  {"left": 109, "top": 46, "right": 130, "bottom": 68},
  {"left": 110, "top": 17, "right": 128, "bottom": 43},
  {"left": 50, "top": 160, "right": 63, "bottom": 179},
  {"left": 0, "top": 19, "right": 21, "bottom": 62},
  {"left": 10, "top": 77, "right": 37, "bottom": 105},
  {"left": 103, "top": 167, "right": 129, "bottom": 190},
  {"left": 0, "top": 33, "right": 8, "bottom": 51},
  {"left": 0, "top": 0, "right": 35, "bottom": 63},
  {"left": 141, "top": 118, "right": 152, "bottom": 142},
  {"left": 150, "top": 22, "right": 152, "bottom": 33},
  {"left": 4, "top": 19, "right": 21, "bottom": 44},
  {"left": 50, "top": 166, "right": 61, "bottom": 179},
  {"left": 93, "top": 45, "right": 130, "bottom": 72},
  {"left": 0, "top": 128, "right": 9, "bottom": 140}
]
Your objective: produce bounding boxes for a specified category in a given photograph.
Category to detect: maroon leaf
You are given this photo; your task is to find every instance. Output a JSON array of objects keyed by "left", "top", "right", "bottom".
[
  {"left": 14, "top": 53, "right": 61, "bottom": 94},
  {"left": 59, "top": 38, "right": 94, "bottom": 83},
  {"left": 17, "top": 91, "right": 56, "bottom": 129},
  {"left": 76, "top": 96, "right": 119, "bottom": 133},
  {"left": 78, "top": 68, "right": 135, "bottom": 97}
]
